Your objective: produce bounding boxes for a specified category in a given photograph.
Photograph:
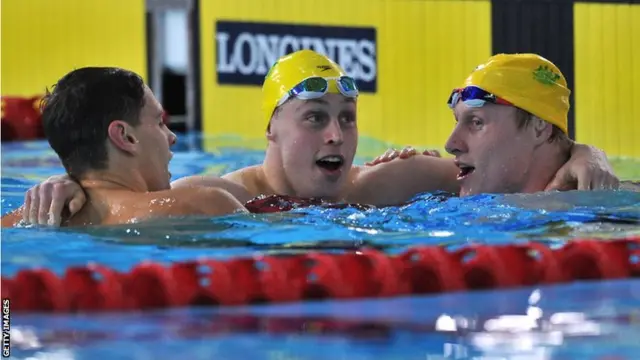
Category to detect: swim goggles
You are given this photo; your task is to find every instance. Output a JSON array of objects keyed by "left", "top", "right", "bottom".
[
  {"left": 276, "top": 76, "right": 359, "bottom": 107},
  {"left": 447, "top": 86, "right": 513, "bottom": 109}
]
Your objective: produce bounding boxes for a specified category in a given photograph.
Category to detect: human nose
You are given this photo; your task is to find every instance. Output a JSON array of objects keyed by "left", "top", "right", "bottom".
[{"left": 324, "top": 118, "right": 343, "bottom": 145}]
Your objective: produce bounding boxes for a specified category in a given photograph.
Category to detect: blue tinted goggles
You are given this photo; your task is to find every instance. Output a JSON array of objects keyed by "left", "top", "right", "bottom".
[
  {"left": 276, "top": 76, "right": 359, "bottom": 107},
  {"left": 447, "top": 86, "right": 513, "bottom": 109}
]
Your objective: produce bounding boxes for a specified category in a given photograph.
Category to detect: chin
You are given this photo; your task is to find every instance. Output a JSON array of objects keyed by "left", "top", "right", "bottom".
[
  {"left": 459, "top": 185, "right": 484, "bottom": 197},
  {"left": 305, "top": 186, "right": 342, "bottom": 200},
  {"left": 459, "top": 189, "right": 472, "bottom": 197}
]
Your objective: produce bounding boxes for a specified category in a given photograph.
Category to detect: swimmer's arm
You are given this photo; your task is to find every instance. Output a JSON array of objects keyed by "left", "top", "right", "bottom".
[
  {"left": 1, "top": 206, "right": 25, "bottom": 227},
  {"left": 350, "top": 156, "right": 460, "bottom": 206},
  {"left": 170, "top": 175, "right": 254, "bottom": 204}
]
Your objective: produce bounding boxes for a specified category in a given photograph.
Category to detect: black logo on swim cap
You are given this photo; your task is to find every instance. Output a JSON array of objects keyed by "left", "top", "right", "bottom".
[{"left": 317, "top": 65, "right": 332, "bottom": 72}]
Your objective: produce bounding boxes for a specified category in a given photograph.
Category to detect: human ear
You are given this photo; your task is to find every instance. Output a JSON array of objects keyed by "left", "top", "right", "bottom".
[{"left": 107, "top": 120, "right": 139, "bottom": 154}]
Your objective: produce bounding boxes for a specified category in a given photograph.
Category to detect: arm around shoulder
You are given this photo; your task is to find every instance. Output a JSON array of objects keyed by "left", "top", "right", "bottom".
[{"left": 351, "top": 156, "right": 460, "bottom": 206}]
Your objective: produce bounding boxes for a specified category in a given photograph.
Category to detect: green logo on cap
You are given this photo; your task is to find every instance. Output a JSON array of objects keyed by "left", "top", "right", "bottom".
[{"left": 533, "top": 65, "right": 561, "bottom": 85}]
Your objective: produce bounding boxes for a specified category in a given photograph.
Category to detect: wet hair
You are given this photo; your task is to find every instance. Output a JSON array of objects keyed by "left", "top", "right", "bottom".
[
  {"left": 41, "top": 67, "right": 146, "bottom": 179},
  {"left": 515, "top": 108, "right": 572, "bottom": 150}
]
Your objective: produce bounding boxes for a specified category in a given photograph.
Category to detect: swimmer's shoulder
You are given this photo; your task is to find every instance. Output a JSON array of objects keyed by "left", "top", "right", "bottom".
[
  {"left": 222, "top": 165, "right": 259, "bottom": 183},
  {"left": 63, "top": 189, "right": 124, "bottom": 226},
  {"left": 165, "top": 186, "right": 248, "bottom": 216},
  {"left": 172, "top": 172, "right": 254, "bottom": 203},
  {"left": 222, "top": 165, "right": 267, "bottom": 197},
  {"left": 66, "top": 188, "right": 207, "bottom": 226},
  {"left": 120, "top": 186, "right": 247, "bottom": 221}
]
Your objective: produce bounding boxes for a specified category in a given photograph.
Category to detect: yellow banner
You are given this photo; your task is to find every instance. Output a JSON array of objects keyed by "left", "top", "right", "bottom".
[
  {"left": 1, "top": 0, "right": 147, "bottom": 97},
  {"left": 198, "top": 0, "right": 492, "bottom": 151},
  {"left": 574, "top": 2, "right": 640, "bottom": 158}
]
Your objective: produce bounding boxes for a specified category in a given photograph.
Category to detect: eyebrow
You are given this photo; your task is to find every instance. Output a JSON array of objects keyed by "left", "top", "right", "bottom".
[
  {"left": 295, "top": 97, "right": 356, "bottom": 112},
  {"left": 296, "top": 98, "right": 327, "bottom": 112},
  {"left": 456, "top": 106, "right": 483, "bottom": 118},
  {"left": 305, "top": 98, "right": 329, "bottom": 105}
]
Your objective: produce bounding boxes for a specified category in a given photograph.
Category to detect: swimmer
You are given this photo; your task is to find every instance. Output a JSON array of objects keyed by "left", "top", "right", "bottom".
[
  {"left": 1, "top": 67, "right": 247, "bottom": 227},
  {"left": 366, "top": 53, "right": 629, "bottom": 195},
  {"left": 16, "top": 50, "right": 618, "bottom": 226}
]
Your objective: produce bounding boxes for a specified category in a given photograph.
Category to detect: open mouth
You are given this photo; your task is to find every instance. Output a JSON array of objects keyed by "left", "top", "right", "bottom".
[
  {"left": 457, "top": 164, "right": 475, "bottom": 180},
  {"left": 316, "top": 155, "right": 345, "bottom": 172}
]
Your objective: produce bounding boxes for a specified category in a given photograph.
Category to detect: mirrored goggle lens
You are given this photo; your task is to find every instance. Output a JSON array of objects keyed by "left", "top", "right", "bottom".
[
  {"left": 338, "top": 76, "right": 358, "bottom": 93},
  {"left": 300, "top": 77, "right": 329, "bottom": 93},
  {"left": 289, "top": 76, "right": 359, "bottom": 100}
]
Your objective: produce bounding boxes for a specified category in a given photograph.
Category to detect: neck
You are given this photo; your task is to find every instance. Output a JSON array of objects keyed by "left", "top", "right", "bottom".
[
  {"left": 78, "top": 165, "right": 150, "bottom": 193},
  {"left": 520, "top": 141, "right": 571, "bottom": 193},
  {"left": 261, "top": 146, "right": 296, "bottom": 197}
]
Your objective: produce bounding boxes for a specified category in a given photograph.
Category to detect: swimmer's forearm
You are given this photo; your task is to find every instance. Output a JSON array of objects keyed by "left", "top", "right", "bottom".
[
  {"left": 390, "top": 156, "right": 461, "bottom": 193},
  {"left": 416, "top": 156, "right": 460, "bottom": 193},
  {"left": 353, "top": 156, "right": 460, "bottom": 205}
]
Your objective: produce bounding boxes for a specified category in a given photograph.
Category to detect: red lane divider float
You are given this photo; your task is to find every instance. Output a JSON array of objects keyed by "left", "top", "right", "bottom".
[
  {"left": 1, "top": 96, "right": 45, "bottom": 141},
  {"left": 1, "top": 97, "right": 173, "bottom": 142},
  {"left": 3, "top": 236, "right": 639, "bottom": 313}
]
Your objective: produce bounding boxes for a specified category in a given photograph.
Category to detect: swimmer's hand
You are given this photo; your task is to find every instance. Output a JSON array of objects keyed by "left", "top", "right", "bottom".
[
  {"left": 365, "top": 146, "right": 441, "bottom": 166},
  {"left": 545, "top": 143, "right": 619, "bottom": 191},
  {"left": 23, "top": 174, "right": 86, "bottom": 226}
]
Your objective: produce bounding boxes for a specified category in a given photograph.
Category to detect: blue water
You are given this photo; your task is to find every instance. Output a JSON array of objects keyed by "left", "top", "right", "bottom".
[{"left": 2, "top": 133, "right": 640, "bottom": 360}]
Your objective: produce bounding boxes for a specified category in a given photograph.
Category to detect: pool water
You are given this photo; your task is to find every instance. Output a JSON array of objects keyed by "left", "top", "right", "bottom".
[{"left": 2, "top": 133, "right": 640, "bottom": 360}]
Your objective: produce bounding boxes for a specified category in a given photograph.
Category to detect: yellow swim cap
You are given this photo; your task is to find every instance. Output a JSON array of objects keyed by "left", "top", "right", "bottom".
[
  {"left": 262, "top": 49, "right": 348, "bottom": 124},
  {"left": 461, "top": 53, "right": 570, "bottom": 134}
]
